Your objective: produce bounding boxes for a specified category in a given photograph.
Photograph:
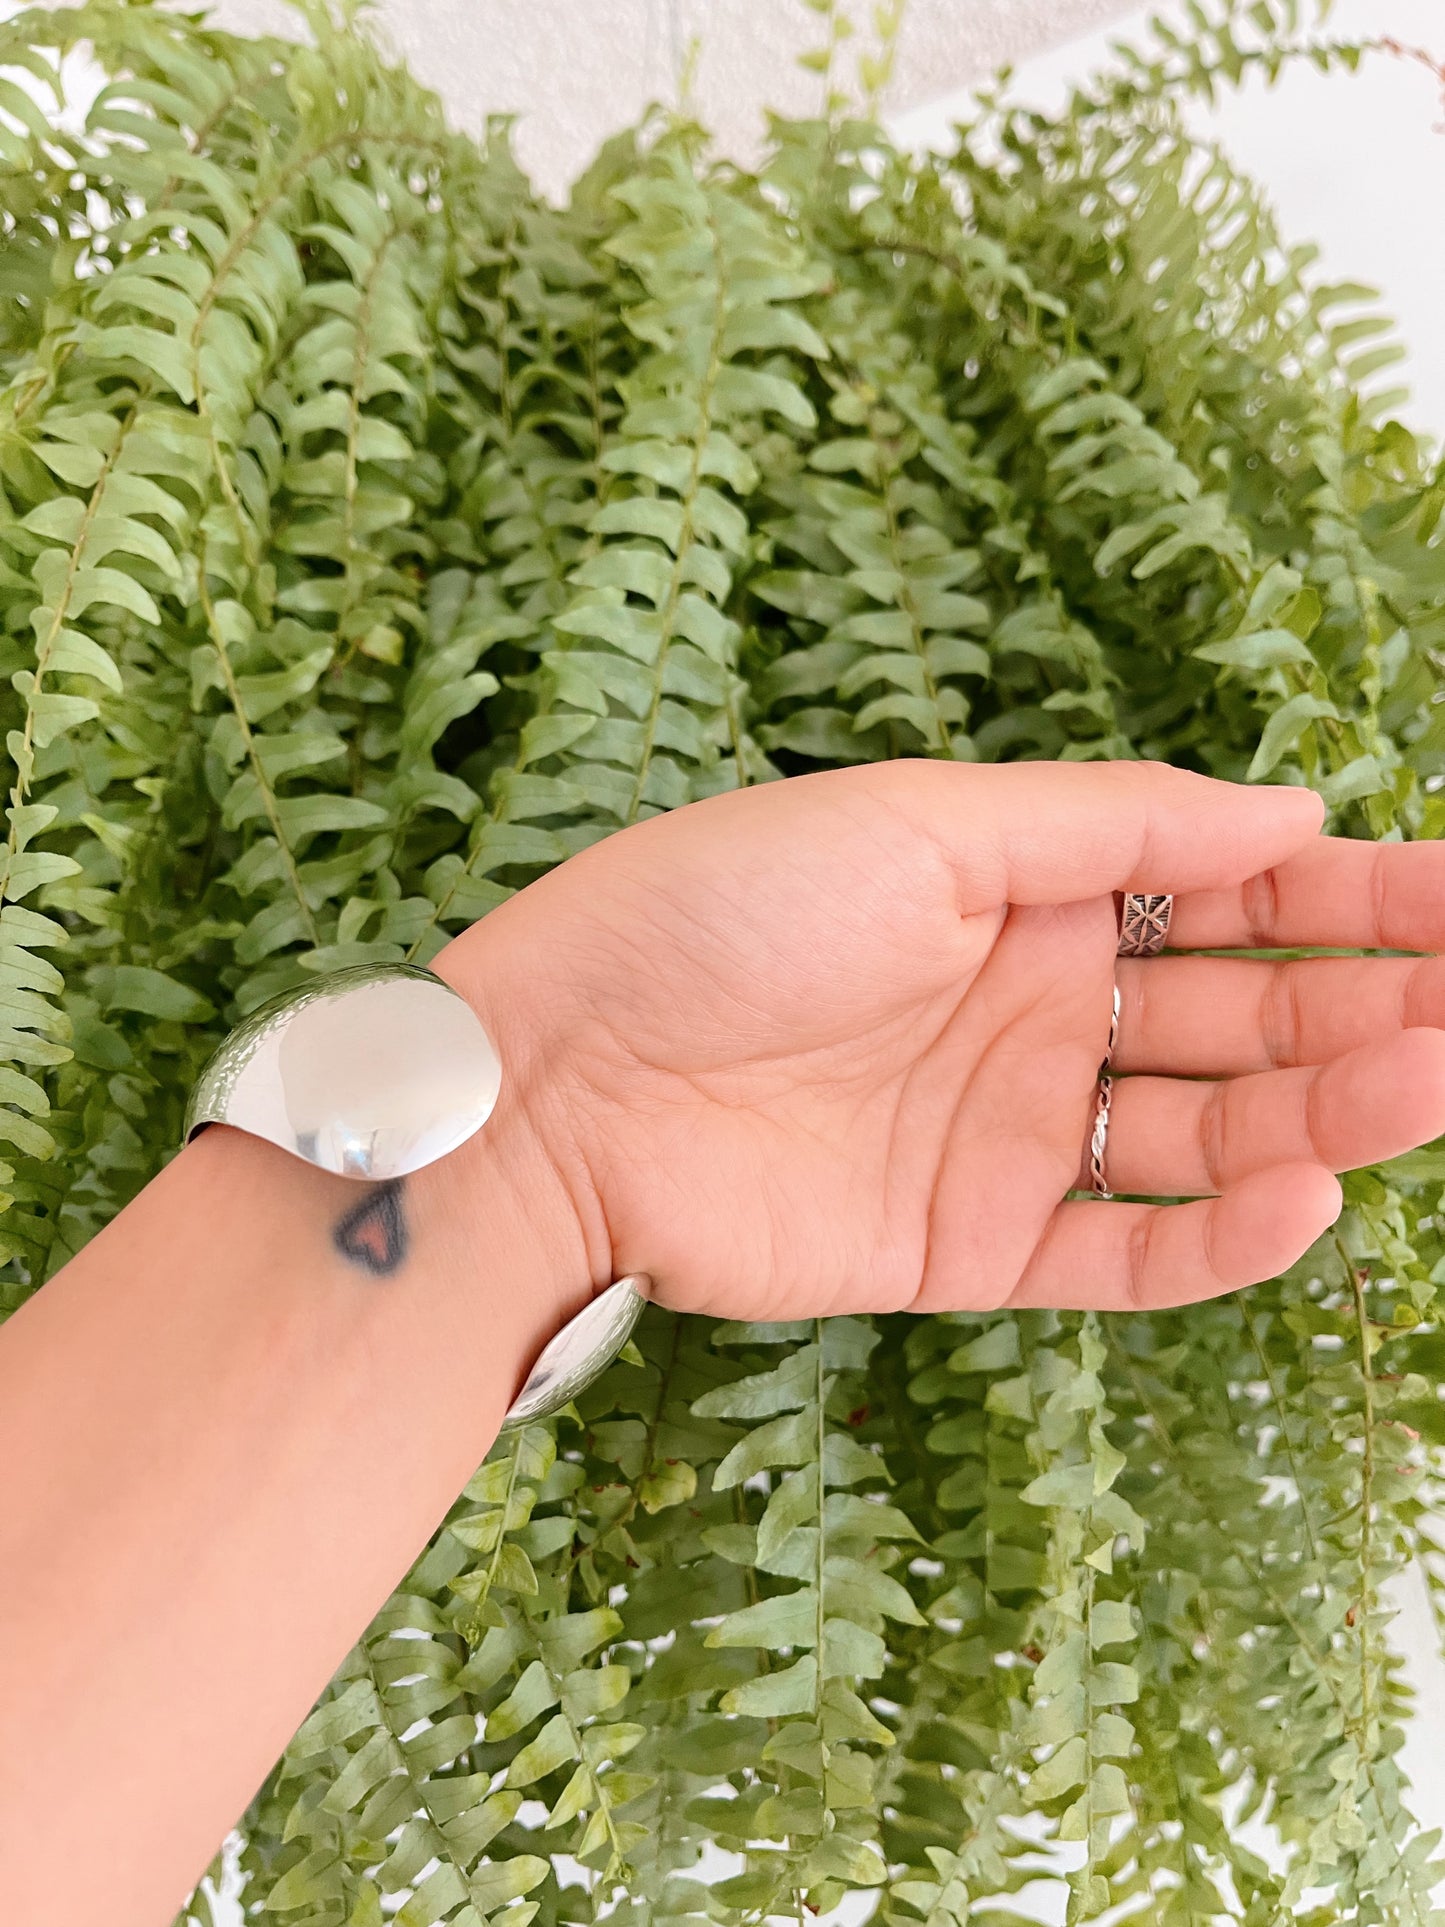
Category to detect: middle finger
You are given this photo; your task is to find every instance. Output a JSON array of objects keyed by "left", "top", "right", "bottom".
[{"left": 1114, "top": 954, "right": 1445, "bottom": 1076}]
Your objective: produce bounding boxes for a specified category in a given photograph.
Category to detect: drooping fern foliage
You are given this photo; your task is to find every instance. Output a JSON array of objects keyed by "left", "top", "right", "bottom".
[{"left": 3, "top": 1, "right": 1445, "bottom": 1921}]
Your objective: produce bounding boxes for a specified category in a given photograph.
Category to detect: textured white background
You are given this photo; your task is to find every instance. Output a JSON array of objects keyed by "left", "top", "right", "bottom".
[
  {"left": 197, "top": 0, "right": 1138, "bottom": 201},
  {"left": 895, "top": 0, "right": 1445, "bottom": 437}
]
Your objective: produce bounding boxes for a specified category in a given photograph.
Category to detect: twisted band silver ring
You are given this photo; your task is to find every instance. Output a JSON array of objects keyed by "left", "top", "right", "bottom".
[
  {"left": 1117, "top": 891, "right": 1173, "bottom": 958},
  {"left": 1089, "top": 1075, "right": 1115, "bottom": 1199},
  {"left": 1090, "top": 984, "right": 1121, "bottom": 1199}
]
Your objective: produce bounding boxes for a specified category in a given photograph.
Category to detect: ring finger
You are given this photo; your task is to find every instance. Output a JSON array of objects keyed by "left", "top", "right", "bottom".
[{"left": 1082, "top": 1026, "right": 1445, "bottom": 1196}]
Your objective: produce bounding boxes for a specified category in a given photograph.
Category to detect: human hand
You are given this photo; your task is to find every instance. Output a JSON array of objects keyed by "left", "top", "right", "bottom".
[{"left": 438, "top": 760, "right": 1445, "bottom": 1323}]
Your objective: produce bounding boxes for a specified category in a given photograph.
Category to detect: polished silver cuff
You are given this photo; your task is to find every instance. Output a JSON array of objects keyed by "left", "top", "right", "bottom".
[
  {"left": 501, "top": 1275, "right": 647, "bottom": 1430},
  {"left": 185, "top": 962, "right": 648, "bottom": 1427}
]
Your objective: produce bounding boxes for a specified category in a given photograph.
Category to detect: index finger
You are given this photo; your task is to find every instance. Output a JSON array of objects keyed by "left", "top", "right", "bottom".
[
  {"left": 1169, "top": 837, "right": 1445, "bottom": 954},
  {"left": 876, "top": 759, "right": 1326, "bottom": 908}
]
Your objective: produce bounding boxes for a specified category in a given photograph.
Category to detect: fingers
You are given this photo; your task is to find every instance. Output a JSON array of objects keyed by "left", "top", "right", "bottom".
[
  {"left": 874, "top": 759, "right": 1324, "bottom": 911},
  {"left": 1009, "top": 1163, "right": 1343, "bottom": 1311},
  {"left": 1170, "top": 836, "right": 1445, "bottom": 953},
  {"left": 1093, "top": 1028, "right": 1445, "bottom": 1196},
  {"left": 1114, "top": 954, "right": 1445, "bottom": 1076}
]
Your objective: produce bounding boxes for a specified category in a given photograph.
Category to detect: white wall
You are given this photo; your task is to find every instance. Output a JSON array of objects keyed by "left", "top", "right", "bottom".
[
  {"left": 892, "top": 0, "right": 1445, "bottom": 438},
  {"left": 196, "top": 0, "right": 1140, "bottom": 204}
]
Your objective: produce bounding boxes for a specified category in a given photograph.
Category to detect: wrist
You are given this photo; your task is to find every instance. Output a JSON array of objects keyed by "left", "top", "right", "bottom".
[
  {"left": 426, "top": 921, "right": 615, "bottom": 1360},
  {"left": 408, "top": 1104, "right": 591, "bottom": 1363}
]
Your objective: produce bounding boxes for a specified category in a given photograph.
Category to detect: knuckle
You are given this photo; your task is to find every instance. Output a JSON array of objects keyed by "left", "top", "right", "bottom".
[
  {"left": 1124, "top": 1209, "right": 1154, "bottom": 1309},
  {"left": 1259, "top": 963, "right": 1301, "bottom": 1068},
  {"left": 1199, "top": 1082, "right": 1230, "bottom": 1192},
  {"left": 1369, "top": 845, "right": 1390, "bottom": 945},
  {"left": 1302, "top": 1062, "right": 1331, "bottom": 1164},
  {"left": 1241, "top": 865, "right": 1280, "bottom": 947}
]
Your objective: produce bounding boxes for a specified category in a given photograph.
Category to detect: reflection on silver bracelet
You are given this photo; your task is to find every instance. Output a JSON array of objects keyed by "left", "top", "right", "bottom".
[{"left": 185, "top": 962, "right": 649, "bottom": 1426}]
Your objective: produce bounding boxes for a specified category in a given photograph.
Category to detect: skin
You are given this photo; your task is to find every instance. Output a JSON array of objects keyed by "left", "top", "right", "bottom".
[
  {"left": 4, "top": 757, "right": 1445, "bottom": 1922},
  {"left": 448, "top": 758, "right": 1445, "bottom": 1317}
]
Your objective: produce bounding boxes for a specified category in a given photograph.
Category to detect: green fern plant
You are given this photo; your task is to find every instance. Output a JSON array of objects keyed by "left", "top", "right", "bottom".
[{"left": 2, "top": 3, "right": 1444, "bottom": 1922}]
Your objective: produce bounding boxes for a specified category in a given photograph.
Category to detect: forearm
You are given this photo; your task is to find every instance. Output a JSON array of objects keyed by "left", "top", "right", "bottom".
[{"left": 0, "top": 1068, "right": 588, "bottom": 1922}]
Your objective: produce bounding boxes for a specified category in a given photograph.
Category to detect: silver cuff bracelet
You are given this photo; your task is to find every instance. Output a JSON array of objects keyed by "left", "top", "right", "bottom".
[{"left": 184, "top": 962, "right": 647, "bottom": 1428}]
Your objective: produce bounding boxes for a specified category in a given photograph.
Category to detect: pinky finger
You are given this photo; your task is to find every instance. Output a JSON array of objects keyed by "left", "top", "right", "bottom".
[{"left": 1008, "top": 1162, "right": 1343, "bottom": 1312}]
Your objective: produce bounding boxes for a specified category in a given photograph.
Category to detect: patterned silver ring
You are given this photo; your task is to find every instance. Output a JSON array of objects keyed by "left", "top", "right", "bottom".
[{"left": 1117, "top": 892, "right": 1173, "bottom": 958}]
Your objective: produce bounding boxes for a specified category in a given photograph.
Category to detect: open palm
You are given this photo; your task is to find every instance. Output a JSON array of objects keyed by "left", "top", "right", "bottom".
[{"left": 443, "top": 760, "right": 1445, "bottom": 1322}]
